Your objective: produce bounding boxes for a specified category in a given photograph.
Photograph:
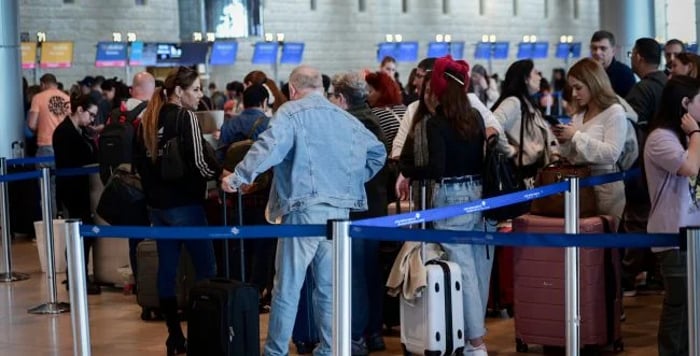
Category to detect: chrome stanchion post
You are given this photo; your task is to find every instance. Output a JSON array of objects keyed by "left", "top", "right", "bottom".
[
  {"left": 564, "top": 177, "right": 580, "bottom": 356},
  {"left": 66, "top": 220, "right": 91, "bottom": 356},
  {"left": 0, "top": 157, "right": 29, "bottom": 282},
  {"left": 329, "top": 219, "right": 351, "bottom": 356},
  {"left": 687, "top": 226, "right": 700, "bottom": 356},
  {"left": 28, "top": 167, "right": 69, "bottom": 314}
]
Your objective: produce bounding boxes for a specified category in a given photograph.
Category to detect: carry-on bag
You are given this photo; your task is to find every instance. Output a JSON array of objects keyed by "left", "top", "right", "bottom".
[
  {"left": 187, "top": 191, "right": 260, "bottom": 356},
  {"left": 512, "top": 214, "right": 623, "bottom": 353},
  {"left": 135, "top": 241, "right": 196, "bottom": 320},
  {"left": 400, "top": 183, "right": 466, "bottom": 356}
]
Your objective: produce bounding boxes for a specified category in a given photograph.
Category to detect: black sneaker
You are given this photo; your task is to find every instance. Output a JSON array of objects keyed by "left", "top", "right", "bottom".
[
  {"left": 366, "top": 333, "right": 386, "bottom": 352},
  {"left": 352, "top": 337, "right": 369, "bottom": 356}
]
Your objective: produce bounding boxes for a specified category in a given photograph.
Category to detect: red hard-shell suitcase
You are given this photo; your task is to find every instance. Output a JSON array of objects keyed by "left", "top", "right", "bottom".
[{"left": 512, "top": 214, "right": 623, "bottom": 353}]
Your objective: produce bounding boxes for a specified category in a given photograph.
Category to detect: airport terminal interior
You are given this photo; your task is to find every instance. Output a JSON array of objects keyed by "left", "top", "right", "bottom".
[{"left": 1, "top": 0, "right": 699, "bottom": 355}]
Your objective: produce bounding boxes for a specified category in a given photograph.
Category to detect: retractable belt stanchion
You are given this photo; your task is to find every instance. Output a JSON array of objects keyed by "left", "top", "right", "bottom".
[
  {"left": 329, "top": 219, "right": 351, "bottom": 356},
  {"left": 564, "top": 177, "right": 580, "bottom": 356},
  {"left": 65, "top": 220, "right": 91, "bottom": 356},
  {"left": 686, "top": 226, "right": 700, "bottom": 356},
  {"left": 28, "top": 167, "right": 69, "bottom": 314},
  {"left": 0, "top": 157, "right": 29, "bottom": 282}
]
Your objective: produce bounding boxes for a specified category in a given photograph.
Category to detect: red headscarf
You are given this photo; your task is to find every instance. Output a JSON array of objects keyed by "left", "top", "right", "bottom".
[{"left": 431, "top": 55, "right": 471, "bottom": 98}]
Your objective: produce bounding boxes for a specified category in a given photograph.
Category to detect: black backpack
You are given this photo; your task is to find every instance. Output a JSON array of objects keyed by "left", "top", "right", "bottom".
[{"left": 98, "top": 101, "right": 148, "bottom": 184}]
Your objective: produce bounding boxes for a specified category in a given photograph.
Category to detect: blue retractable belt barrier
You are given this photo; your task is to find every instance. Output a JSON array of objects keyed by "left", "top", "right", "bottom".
[
  {"left": 580, "top": 169, "right": 640, "bottom": 188},
  {"left": 6, "top": 156, "right": 54, "bottom": 166},
  {"left": 54, "top": 166, "right": 100, "bottom": 177},
  {"left": 80, "top": 224, "right": 327, "bottom": 239},
  {"left": 354, "top": 181, "right": 569, "bottom": 228},
  {"left": 349, "top": 225, "right": 680, "bottom": 248},
  {"left": 0, "top": 170, "right": 43, "bottom": 183}
]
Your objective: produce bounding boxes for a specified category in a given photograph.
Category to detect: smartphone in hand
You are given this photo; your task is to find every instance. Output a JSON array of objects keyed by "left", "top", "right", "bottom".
[{"left": 544, "top": 115, "right": 561, "bottom": 126}]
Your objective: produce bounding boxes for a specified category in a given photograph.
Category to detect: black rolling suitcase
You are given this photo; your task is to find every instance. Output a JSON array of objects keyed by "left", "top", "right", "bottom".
[{"left": 187, "top": 192, "right": 260, "bottom": 356}]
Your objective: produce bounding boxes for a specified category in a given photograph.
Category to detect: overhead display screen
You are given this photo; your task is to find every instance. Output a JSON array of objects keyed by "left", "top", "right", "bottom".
[
  {"left": 95, "top": 42, "right": 128, "bottom": 67},
  {"left": 40, "top": 41, "right": 73, "bottom": 68}
]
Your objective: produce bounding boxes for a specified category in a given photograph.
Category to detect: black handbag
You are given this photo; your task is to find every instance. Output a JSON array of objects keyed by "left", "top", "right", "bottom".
[
  {"left": 96, "top": 165, "right": 149, "bottom": 225},
  {"left": 481, "top": 135, "right": 530, "bottom": 221},
  {"left": 160, "top": 110, "right": 187, "bottom": 181}
]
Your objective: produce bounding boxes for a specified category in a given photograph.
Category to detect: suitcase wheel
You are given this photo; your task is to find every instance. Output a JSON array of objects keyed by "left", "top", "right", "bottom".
[
  {"left": 400, "top": 343, "right": 411, "bottom": 356},
  {"left": 515, "top": 338, "right": 528, "bottom": 353},
  {"left": 613, "top": 339, "right": 624, "bottom": 352}
]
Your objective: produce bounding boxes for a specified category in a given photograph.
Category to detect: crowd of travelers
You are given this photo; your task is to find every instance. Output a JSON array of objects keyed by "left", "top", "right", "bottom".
[{"left": 19, "top": 28, "right": 700, "bottom": 356}]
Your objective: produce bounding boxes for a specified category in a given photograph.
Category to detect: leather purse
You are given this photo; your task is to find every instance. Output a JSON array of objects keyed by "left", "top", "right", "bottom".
[{"left": 529, "top": 159, "right": 598, "bottom": 218}]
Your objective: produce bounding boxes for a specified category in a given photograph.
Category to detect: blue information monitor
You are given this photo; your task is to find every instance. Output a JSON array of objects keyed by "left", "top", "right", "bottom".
[
  {"left": 689, "top": 43, "right": 698, "bottom": 54},
  {"left": 396, "top": 41, "right": 418, "bottom": 62},
  {"left": 533, "top": 42, "right": 549, "bottom": 59},
  {"left": 517, "top": 43, "right": 534, "bottom": 59},
  {"left": 555, "top": 42, "right": 582, "bottom": 59},
  {"left": 179, "top": 42, "right": 209, "bottom": 65},
  {"left": 427, "top": 42, "right": 449, "bottom": 58},
  {"left": 450, "top": 41, "right": 465, "bottom": 60},
  {"left": 252, "top": 42, "right": 278, "bottom": 64},
  {"left": 128, "top": 41, "right": 158, "bottom": 67},
  {"left": 493, "top": 42, "right": 509, "bottom": 59},
  {"left": 155, "top": 43, "right": 182, "bottom": 66},
  {"left": 280, "top": 42, "right": 304, "bottom": 64},
  {"left": 209, "top": 41, "right": 238, "bottom": 65},
  {"left": 95, "top": 42, "right": 127, "bottom": 67},
  {"left": 474, "top": 42, "right": 491, "bottom": 59},
  {"left": 377, "top": 42, "right": 397, "bottom": 63}
]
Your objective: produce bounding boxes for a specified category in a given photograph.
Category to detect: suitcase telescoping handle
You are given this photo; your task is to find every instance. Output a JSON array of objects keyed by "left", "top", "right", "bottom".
[{"left": 219, "top": 191, "right": 246, "bottom": 282}]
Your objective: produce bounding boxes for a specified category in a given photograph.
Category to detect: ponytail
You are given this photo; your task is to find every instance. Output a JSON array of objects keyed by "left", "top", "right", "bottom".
[{"left": 142, "top": 87, "right": 166, "bottom": 162}]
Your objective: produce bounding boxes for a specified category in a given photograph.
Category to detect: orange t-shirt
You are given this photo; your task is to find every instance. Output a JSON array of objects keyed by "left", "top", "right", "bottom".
[{"left": 30, "top": 88, "right": 70, "bottom": 146}]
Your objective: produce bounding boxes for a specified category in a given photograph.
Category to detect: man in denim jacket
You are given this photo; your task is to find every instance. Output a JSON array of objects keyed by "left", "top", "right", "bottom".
[{"left": 222, "top": 65, "right": 386, "bottom": 356}]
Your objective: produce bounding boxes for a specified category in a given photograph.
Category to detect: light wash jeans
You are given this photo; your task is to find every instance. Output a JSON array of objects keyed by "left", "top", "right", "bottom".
[
  {"left": 264, "top": 204, "right": 349, "bottom": 356},
  {"left": 432, "top": 177, "right": 495, "bottom": 341}
]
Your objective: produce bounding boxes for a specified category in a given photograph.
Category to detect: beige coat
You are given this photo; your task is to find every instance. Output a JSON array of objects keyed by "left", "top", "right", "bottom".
[{"left": 386, "top": 242, "right": 444, "bottom": 301}]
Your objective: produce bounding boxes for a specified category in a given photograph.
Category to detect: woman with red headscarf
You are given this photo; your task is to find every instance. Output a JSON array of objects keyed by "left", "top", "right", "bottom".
[{"left": 399, "top": 56, "right": 494, "bottom": 355}]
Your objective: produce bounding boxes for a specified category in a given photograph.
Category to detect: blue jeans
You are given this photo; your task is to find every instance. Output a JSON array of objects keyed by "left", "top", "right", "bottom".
[
  {"left": 351, "top": 237, "right": 383, "bottom": 339},
  {"left": 432, "top": 178, "right": 495, "bottom": 340},
  {"left": 264, "top": 204, "right": 349, "bottom": 356},
  {"left": 149, "top": 205, "right": 216, "bottom": 297}
]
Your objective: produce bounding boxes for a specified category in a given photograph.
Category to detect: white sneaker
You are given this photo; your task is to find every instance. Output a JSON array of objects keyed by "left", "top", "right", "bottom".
[{"left": 465, "top": 342, "right": 488, "bottom": 356}]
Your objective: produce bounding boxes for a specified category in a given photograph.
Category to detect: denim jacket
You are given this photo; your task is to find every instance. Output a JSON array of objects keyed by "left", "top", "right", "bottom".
[{"left": 230, "top": 92, "right": 387, "bottom": 220}]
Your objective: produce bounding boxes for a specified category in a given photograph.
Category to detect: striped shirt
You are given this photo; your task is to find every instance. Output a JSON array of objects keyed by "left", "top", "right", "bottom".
[{"left": 371, "top": 105, "right": 406, "bottom": 147}]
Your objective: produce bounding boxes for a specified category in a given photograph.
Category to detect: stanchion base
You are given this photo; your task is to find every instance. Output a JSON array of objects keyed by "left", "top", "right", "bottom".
[
  {"left": 27, "top": 302, "right": 70, "bottom": 314},
  {"left": 0, "top": 272, "right": 30, "bottom": 282}
]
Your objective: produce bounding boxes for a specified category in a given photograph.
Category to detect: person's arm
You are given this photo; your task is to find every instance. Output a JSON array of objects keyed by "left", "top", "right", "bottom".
[
  {"left": 181, "top": 110, "right": 220, "bottom": 179},
  {"left": 470, "top": 93, "right": 513, "bottom": 157},
  {"left": 391, "top": 101, "right": 416, "bottom": 158},
  {"left": 486, "top": 78, "right": 499, "bottom": 103},
  {"left": 625, "top": 83, "right": 653, "bottom": 125},
  {"left": 228, "top": 113, "right": 294, "bottom": 188},
  {"left": 567, "top": 106, "right": 627, "bottom": 164},
  {"left": 27, "top": 97, "right": 39, "bottom": 131},
  {"left": 678, "top": 114, "right": 700, "bottom": 176},
  {"left": 362, "top": 127, "right": 387, "bottom": 182}
]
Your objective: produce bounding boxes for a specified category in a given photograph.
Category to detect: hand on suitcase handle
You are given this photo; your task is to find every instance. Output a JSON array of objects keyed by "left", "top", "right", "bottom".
[
  {"left": 221, "top": 173, "right": 238, "bottom": 193},
  {"left": 396, "top": 173, "right": 410, "bottom": 201}
]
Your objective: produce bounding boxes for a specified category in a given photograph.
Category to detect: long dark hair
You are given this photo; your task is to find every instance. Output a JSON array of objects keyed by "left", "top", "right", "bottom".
[
  {"left": 438, "top": 69, "right": 479, "bottom": 139},
  {"left": 491, "top": 59, "right": 538, "bottom": 130},
  {"left": 650, "top": 75, "right": 700, "bottom": 149},
  {"left": 141, "top": 66, "right": 199, "bottom": 161},
  {"left": 411, "top": 71, "right": 433, "bottom": 131}
]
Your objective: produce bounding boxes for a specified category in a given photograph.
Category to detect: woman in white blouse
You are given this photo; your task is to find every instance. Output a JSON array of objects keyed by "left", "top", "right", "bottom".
[
  {"left": 492, "top": 59, "right": 560, "bottom": 188},
  {"left": 552, "top": 58, "right": 627, "bottom": 219}
]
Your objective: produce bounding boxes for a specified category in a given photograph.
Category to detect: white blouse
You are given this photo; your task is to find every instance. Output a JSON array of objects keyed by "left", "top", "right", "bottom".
[{"left": 559, "top": 103, "right": 627, "bottom": 168}]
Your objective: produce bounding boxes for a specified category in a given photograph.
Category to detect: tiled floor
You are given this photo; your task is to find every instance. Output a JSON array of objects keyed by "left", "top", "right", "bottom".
[{"left": 0, "top": 238, "right": 662, "bottom": 355}]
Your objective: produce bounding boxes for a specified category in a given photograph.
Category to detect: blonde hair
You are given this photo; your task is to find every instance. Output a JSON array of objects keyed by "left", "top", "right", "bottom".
[{"left": 567, "top": 58, "right": 619, "bottom": 113}]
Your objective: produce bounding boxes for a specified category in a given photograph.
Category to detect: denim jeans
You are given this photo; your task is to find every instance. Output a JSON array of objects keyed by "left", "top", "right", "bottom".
[
  {"left": 351, "top": 237, "right": 383, "bottom": 339},
  {"left": 432, "top": 178, "right": 495, "bottom": 340},
  {"left": 264, "top": 204, "right": 349, "bottom": 356},
  {"left": 657, "top": 249, "right": 688, "bottom": 356},
  {"left": 36, "top": 145, "right": 56, "bottom": 217},
  {"left": 149, "top": 205, "right": 216, "bottom": 297}
]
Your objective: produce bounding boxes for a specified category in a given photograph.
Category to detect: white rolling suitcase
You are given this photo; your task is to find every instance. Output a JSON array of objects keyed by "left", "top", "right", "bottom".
[
  {"left": 400, "top": 182, "right": 465, "bottom": 355},
  {"left": 400, "top": 259, "right": 465, "bottom": 355}
]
